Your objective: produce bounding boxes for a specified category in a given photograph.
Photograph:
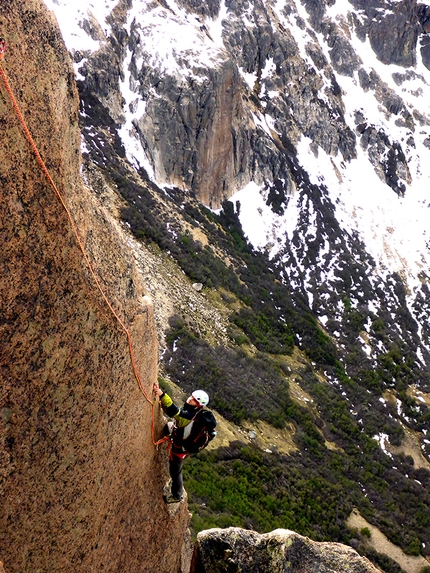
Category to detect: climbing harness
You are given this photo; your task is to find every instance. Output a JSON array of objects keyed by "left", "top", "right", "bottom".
[{"left": 0, "top": 38, "right": 167, "bottom": 448}]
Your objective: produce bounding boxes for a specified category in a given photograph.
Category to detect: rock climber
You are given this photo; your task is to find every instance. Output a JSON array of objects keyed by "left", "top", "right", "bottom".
[{"left": 153, "top": 381, "right": 212, "bottom": 504}]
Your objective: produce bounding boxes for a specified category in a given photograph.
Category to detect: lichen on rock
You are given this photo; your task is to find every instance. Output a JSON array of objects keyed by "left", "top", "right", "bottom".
[{"left": 191, "top": 527, "right": 382, "bottom": 573}]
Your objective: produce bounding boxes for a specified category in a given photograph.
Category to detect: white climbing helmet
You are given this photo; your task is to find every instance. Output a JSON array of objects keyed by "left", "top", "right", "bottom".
[{"left": 192, "top": 390, "right": 209, "bottom": 407}]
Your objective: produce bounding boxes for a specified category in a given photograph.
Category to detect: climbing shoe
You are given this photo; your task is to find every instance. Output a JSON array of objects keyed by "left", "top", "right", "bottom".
[{"left": 163, "top": 494, "right": 184, "bottom": 504}]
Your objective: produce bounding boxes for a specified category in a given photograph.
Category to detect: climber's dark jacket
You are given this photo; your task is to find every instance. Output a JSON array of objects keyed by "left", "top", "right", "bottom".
[{"left": 159, "top": 392, "right": 201, "bottom": 458}]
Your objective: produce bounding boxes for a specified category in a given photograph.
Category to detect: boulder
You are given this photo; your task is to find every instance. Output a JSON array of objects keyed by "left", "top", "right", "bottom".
[{"left": 191, "top": 528, "right": 381, "bottom": 573}]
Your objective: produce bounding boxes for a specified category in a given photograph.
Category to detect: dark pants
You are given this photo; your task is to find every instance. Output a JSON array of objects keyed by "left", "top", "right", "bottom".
[{"left": 169, "top": 452, "right": 185, "bottom": 499}]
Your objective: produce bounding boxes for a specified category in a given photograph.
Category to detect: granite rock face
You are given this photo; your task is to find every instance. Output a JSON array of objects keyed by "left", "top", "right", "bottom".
[
  {"left": 0, "top": 2, "right": 188, "bottom": 572},
  {"left": 191, "top": 528, "right": 382, "bottom": 573}
]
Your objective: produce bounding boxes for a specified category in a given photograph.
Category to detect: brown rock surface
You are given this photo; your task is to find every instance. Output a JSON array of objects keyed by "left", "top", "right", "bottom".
[
  {"left": 191, "top": 528, "right": 382, "bottom": 573},
  {"left": 0, "top": 1, "right": 188, "bottom": 572}
]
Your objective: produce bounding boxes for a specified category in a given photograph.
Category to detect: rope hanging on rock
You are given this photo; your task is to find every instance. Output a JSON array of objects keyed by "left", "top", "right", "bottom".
[{"left": 0, "top": 38, "right": 168, "bottom": 448}]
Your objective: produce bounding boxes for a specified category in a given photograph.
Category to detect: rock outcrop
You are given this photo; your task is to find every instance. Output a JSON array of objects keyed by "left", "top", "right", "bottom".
[
  {"left": 0, "top": 2, "right": 189, "bottom": 572},
  {"left": 74, "top": 0, "right": 429, "bottom": 209},
  {"left": 2, "top": 0, "right": 430, "bottom": 570},
  {"left": 191, "top": 528, "right": 381, "bottom": 573}
]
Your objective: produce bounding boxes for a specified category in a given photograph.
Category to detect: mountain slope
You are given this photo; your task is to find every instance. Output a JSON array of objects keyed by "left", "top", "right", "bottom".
[{"left": 26, "top": 0, "right": 430, "bottom": 570}]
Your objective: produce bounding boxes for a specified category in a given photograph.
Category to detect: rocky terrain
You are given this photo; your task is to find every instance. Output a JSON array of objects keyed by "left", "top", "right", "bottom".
[
  {"left": 2, "top": 0, "right": 430, "bottom": 572},
  {"left": 0, "top": 2, "right": 189, "bottom": 572},
  {"left": 191, "top": 527, "right": 381, "bottom": 573}
]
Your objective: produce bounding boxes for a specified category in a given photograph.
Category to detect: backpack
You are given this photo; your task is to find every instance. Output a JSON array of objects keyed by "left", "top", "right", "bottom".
[{"left": 176, "top": 409, "right": 217, "bottom": 454}]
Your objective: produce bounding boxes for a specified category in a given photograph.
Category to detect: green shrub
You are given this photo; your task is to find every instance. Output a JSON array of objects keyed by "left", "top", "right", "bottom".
[{"left": 360, "top": 547, "right": 403, "bottom": 573}]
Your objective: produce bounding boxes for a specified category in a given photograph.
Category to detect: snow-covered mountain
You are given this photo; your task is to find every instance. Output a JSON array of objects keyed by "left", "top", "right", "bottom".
[
  {"left": 46, "top": 0, "right": 430, "bottom": 358},
  {"left": 41, "top": 0, "right": 430, "bottom": 564}
]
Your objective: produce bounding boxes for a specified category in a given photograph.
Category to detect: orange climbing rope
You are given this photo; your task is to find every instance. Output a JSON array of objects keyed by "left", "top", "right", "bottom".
[{"left": 0, "top": 39, "right": 168, "bottom": 448}]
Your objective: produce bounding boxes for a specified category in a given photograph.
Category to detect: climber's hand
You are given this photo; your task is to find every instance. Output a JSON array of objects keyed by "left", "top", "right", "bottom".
[{"left": 153, "top": 382, "right": 163, "bottom": 397}]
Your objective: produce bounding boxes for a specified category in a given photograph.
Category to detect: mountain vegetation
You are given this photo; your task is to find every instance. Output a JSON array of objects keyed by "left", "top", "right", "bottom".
[
  {"left": 81, "top": 115, "right": 430, "bottom": 569},
  {"left": 12, "top": 0, "right": 430, "bottom": 571}
]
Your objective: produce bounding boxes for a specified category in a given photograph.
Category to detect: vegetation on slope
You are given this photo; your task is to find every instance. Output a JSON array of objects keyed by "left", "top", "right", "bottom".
[
  {"left": 79, "top": 103, "right": 430, "bottom": 571},
  {"left": 121, "top": 175, "right": 430, "bottom": 566},
  {"left": 121, "top": 183, "right": 430, "bottom": 563}
]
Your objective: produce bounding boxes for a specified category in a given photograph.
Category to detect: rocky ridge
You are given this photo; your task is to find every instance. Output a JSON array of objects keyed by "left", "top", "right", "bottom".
[{"left": 72, "top": 0, "right": 430, "bottom": 204}]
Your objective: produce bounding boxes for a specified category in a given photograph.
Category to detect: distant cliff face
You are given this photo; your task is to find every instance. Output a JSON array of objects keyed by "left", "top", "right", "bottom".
[
  {"left": 0, "top": 2, "right": 189, "bottom": 572},
  {"left": 73, "top": 0, "right": 430, "bottom": 209}
]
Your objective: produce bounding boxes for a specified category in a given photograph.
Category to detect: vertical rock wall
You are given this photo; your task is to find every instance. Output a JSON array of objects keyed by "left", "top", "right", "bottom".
[{"left": 0, "top": 2, "right": 189, "bottom": 571}]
